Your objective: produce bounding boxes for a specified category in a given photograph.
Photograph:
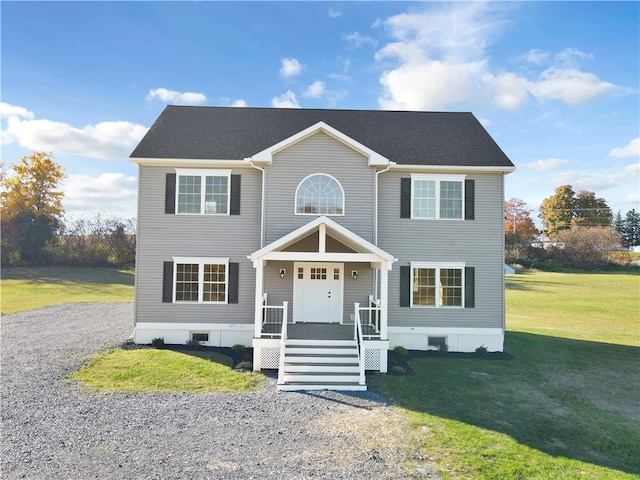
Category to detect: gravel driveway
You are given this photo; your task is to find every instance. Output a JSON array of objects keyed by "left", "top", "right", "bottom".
[{"left": 1, "top": 303, "right": 439, "bottom": 479}]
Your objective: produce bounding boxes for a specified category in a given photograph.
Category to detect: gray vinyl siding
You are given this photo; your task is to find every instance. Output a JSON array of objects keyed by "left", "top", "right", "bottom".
[
  {"left": 134, "top": 165, "right": 261, "bottom": 325},
  {"left": 264, "top": 132, "right": 375, "bottom": 243},
  {"left": 378, "top": 171, "right": 505, "bottom": 330}
]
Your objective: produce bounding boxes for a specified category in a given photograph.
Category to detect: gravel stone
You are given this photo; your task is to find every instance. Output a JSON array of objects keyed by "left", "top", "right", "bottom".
[{"left": 1, "top": 303, "right": 440, "bottom": 479}]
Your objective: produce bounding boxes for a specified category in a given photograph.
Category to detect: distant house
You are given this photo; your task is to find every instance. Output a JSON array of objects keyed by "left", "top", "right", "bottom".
[{"left": 129, "top": 106, "right": 515, "bottom": 390}]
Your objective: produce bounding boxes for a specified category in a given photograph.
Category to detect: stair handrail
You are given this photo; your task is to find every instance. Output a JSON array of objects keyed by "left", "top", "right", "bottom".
[
  {"left": 354, "top": 302, "right": 366, "bottom": 386},
  {"left": 277, "top": 301, "right": 288, "bottom": 385}
]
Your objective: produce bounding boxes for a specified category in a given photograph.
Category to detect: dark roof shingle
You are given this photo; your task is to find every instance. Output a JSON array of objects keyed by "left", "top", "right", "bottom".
[{"left": 130, "top": 106, "right": 514, "bottom": 168}]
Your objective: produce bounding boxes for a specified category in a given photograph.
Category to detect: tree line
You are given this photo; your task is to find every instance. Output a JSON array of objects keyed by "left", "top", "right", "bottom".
[
  {"left": 1, "top": 152, "right": 135, "bottom": 267},
  {"left": 505, "top": 185, "right": 639, "bottom": 270}
]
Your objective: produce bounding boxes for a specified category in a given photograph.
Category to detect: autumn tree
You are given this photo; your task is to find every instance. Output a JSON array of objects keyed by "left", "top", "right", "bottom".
[
  {"left": 539, "top": 185, "right": 576, "bottom": 237},
  {"left": 1, "top": 152, "right": 66, "bottom": 265},
  {"left": 552, "top": 226, "right": 622, "bottom": 269},
  {"left": 539, "top": 185, "right": 612, "bottom": 237},
  {"left": 573, "top": 190, "right": 612, "bottom": 227},
  {"left": 504, "top": 198, "right": 540, "bottom": 264}
]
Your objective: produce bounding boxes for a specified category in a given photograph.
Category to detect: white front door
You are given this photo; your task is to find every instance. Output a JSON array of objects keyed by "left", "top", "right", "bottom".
[{"left": 293, "top": 263, "right": 343, "bottom": 323}]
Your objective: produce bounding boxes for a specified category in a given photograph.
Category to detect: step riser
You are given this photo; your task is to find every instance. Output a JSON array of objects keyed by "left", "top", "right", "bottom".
[
  {"left": 285, "top": 356, "right": 358, "bottom": 364},
  {"left": 284, "top": 365, "right": 360, "bottom": 373},
  {"left": 278, "top": 384, "right": 367, "bottom": 392},
  {"left": 286, "top": 348, "right": 357, "bottom": 356},
  {"left": 283, "top": 374, "right": 361, "bottom": 383},
  {"left": 285, "top": 339, "right": 356, "bottom": 347}
]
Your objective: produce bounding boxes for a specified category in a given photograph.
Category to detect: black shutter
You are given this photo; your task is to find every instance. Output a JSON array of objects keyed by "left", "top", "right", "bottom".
[
  {"left": 228, "top": 262, "right": 239, "bottom": 304},
  {"left": 400, "top": 178, "right": 411, "bottom": 218},
  {"left": 465, "top": 267, "right": 475, "bottom": 308},
  {"left": 230, "top": 175, "right": 241, "bottom": 215},
  {"left": 165, "top": 173, "right": 176, "bottom": 214},
  {"left": 464, "top": 179, "right": 475, "bottom": 220},
  {"left": 162, "top": 261, "right": 174, "bottom": 303},
  {"left": 400, "top": 265, "right": 411, "bottom": 307}
]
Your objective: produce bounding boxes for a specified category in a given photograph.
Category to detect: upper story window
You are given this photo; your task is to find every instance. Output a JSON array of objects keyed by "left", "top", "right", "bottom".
[
  {"left": 295, "top": 174, "right": 344, "bottom": 215},
  {"left": 176, "top": 169, "right": 231, "bottom": 215},
  {"left": 411, "top": 174, "right": 465, "bottom": 220}
]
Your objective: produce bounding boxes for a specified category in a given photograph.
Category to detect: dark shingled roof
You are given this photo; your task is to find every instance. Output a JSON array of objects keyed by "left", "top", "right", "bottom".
[{"left": 130, "top": 106, "right": 514, "bottom": 168}]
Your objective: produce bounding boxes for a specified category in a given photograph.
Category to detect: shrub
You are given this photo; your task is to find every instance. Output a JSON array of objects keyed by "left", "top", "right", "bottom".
[
  {"left": 185, "top": 339, "right": 201, "bottom": 349},
  {"left": 438, "top": 343, "right": 449, "bottom": 354},
  {"left": 392, "top": 346, "right": 408, "bottom": 356},
  {"left": 151, "top": 337, "right": 165, "bottom": 348},
  {"left": 475, "top": 345, "right": 488, "bottom": 356},
  {"left": 235, "top": 361, "right": 253, "bottom": 371},
  {"left": 231, "top": 344, "right": 245, "bottom": 352},
  {"left": 390, "top": 365, "right": 406, "bottom": 375}
]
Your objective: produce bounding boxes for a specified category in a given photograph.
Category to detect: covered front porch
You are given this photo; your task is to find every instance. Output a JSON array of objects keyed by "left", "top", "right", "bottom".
[{"left": 248, "top": 216, "right": 395, "bottom": 390}]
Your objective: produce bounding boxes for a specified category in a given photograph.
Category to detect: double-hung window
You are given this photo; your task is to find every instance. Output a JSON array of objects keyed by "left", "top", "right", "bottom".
[
  {"left": 410, "top": 262, "right": 464, "bottom": 308},
  {"left": 411, "top": 174, "right": 464, "bottom": 220},
  {"left": 176, "top": 169, "right": 231, "bottom": 215},
  {"left": 173, "top": 257, "right": 229, "bottom": 303}
]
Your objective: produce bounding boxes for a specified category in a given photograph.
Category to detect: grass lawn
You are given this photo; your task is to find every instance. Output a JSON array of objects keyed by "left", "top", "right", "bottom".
[
  {"left": 67, "top": 347, "right": 265, "bottom": 394},
  {"left": 370, "top": 270, "right": 640, "bottom": 479},
  {"left": 1, "top": 267, "right": 134, "bottom": 314}
]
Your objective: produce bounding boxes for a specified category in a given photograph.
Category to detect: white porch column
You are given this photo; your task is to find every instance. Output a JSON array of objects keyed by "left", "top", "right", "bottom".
[
  {"left": 380, "top": 265, "right": 389, "bottom": 340},
  {"left": 254, "top": 260, "right": 265, "bottom": 338}
]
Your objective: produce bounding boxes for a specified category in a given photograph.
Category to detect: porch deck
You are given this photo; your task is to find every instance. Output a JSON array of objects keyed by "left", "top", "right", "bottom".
[{"left": 261, "top": 322, "right": 379, "bottom": 340}]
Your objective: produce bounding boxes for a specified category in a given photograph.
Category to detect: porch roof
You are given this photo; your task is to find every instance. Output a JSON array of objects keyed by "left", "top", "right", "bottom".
[{"left": 248, "top": 216, "right": 396, "bottom": 270}]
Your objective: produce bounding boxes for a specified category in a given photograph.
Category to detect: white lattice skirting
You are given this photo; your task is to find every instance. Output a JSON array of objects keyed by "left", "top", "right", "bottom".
[{"left": 260, "top": 347, "right": 281, "bottom": 369}]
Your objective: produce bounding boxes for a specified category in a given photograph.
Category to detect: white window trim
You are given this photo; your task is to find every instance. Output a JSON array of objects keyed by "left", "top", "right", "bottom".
[
  {"left": 410, "top": 173, "right": 466, "bottom": 220},
  {"left": 409, "top": 261, "right": 466, "bottom": 309},
  {"left": 175, "top": 168, "right": 232, "bottom": 216},
  {"left": 173, "top": 257, "right": 230, "bottom": 304},
  {"left": 294, "top": 173, "right": 345, "bottom": 216}
]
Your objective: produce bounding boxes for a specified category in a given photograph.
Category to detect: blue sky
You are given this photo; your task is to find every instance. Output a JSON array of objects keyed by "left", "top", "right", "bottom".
[{"left": 2, "top": 1, "right": 638, "bottom": 225}]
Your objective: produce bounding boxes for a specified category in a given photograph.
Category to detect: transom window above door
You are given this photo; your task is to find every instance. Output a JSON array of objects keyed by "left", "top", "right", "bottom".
[{"left": 295, "top": 174, "right": 344, "bottom": 215}]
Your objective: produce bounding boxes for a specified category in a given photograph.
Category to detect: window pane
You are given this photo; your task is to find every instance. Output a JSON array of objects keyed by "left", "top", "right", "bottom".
[
  {"left": 177, "top": 176, "right": 202, "bottom": 214},
  {"left": 413, "top": 180, "right": 436, "bottom": 218},
  {"left": 203, "top": 263, "right": 226, "bottom": 302},
  {"left": 175, "top": 264, "right": 199, "bottom": 301},
  {"left": 439, "top": 268, "right": 462, "bottom": 306},
  {"left": 296, "top": 174, "right": 344, "bottom": 215},
  {"left": 412, "top": 268, "right": 435, "bottom": 306},
  {"left": 205, "top": 176, "right": 228, "bottom": 214},
  {"left": 440, "top": 181, "right": 462, "bottom": 219}
]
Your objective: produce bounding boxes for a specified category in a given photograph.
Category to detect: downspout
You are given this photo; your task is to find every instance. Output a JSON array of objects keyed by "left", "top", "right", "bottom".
[
  {"left": 249, "top": 159, "right": 266, "bottom": 248},
  {"left": 373, "top": 162, "right": 392, "bottom": 299}
]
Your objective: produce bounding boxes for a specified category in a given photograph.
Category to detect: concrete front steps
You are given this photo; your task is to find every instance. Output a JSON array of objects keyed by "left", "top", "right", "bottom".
[{"left": 277, "top": 339, "right": 366, "bottom": 391}]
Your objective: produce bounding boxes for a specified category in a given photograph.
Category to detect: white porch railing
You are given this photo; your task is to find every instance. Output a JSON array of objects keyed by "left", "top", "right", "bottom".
[
  {"left": 353, "top": 304, "right": 366, "bottom": 386},
  {"left": 354, "top": 296, "right": 382, "bottom": 340},
  {"left": 277, "top": 305, "right": 289, "bottom": 385},
  {"left": 261, "top": 293, "right": 288, "bottom": 338}
]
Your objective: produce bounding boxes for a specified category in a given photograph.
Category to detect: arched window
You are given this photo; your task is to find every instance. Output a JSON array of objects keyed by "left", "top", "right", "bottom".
[{"left": 295, "top": 174, "right": 344, "bottom": 215}]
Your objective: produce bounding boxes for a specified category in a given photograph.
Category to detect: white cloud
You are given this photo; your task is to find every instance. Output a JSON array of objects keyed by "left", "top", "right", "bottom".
[
  {"left": 1, "top": 103, "right": 148, "bottom": 160},
  {"left": 609, "top": 138, "right": 640, "bottom": 158},
  {"left": 345, "top": 32, "right": 378, "bottom": 48},
  {"left": 375, "top": 3, "right": 630, "bottom": 111},
  {"left": 551, "top": 170, "right": 625, "bottom": 191},
  {"left": 303, "top": 80, "right": 326, "bottom": 99},
  {"left": 328, "top": 9, "right": 341, "bottom": 18},
  {"left": 146, "top": 88, "right": 206, "bottom": 105},
  {"left": 520, "top": 158, "right": 571, "bottom": 171},
  {"left": 531, "top": 67, "right": 617, "bottom": 106},
  {"left": 0, "top": 102, "right": 34, "bottom": 120},
  {"left": 519, "top": 49, "right": 550, "bottom": 65},
  {"left": 280, "top": 58, "right": 303, "bottom": 78},
  {"left": 231, "top": 99, "right": 248, "bottom": 107},
  {"left": 63, "top": 172, "right": 137, "bottom": 215},
  {"left": 271, "top": 91, "right": 300, "bottom": 108},
  {"left": 625, "top": 162, "right": 640, "bottom": 177}
]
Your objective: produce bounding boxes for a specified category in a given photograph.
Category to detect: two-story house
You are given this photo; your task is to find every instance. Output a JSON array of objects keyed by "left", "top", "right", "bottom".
[{"left": 130, "top": 106, "right": 515, "bottom": 391}]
